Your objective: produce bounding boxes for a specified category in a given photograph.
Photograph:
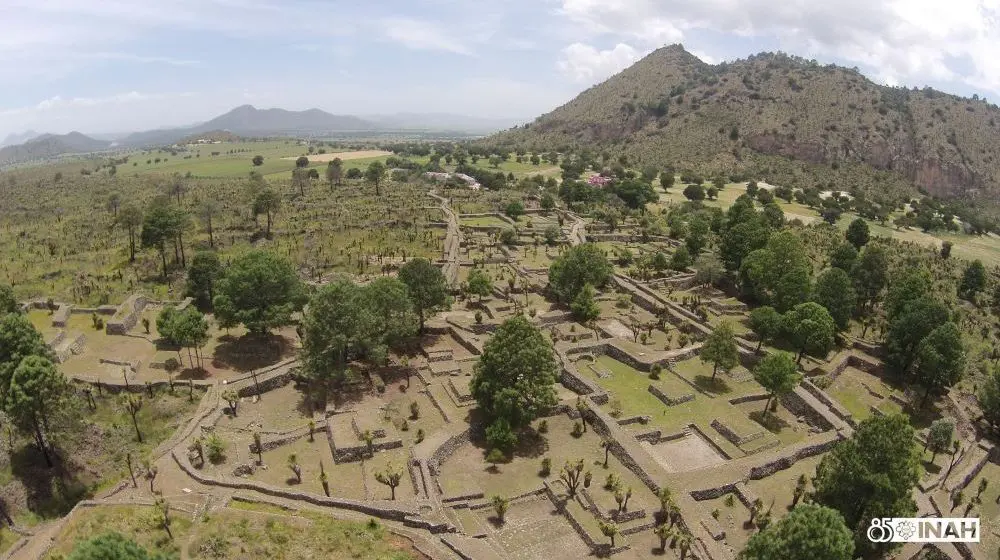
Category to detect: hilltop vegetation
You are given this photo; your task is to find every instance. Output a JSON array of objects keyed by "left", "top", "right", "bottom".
[{"left": 489, "top": 44, "right": 1000, "bottom": 212}]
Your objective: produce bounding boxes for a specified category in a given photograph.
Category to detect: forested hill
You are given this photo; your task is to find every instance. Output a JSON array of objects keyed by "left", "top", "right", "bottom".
[{"left": 488, "top": 44, "right": 1000, "bottom": 205}]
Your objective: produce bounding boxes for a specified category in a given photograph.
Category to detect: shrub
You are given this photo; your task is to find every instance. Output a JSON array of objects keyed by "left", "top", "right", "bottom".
[
  {"left": 416, "top": 429, "right": 425, "bottom": 443},
  {"left": 205, "top": 434, "right": 226, "bottom": 464},
  {"left": 650, "top": 364, "right": 662, "bottom": 380},
  {"left": 541, "top": 457, "right": 552, "bottom": 476},
  {"left": 538, "top": 419, "right": 548, "bottom": 434}
]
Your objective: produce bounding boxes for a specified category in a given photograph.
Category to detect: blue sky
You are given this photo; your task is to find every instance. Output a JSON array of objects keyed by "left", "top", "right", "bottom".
[{"left": 1, "top": 0, "right": 999, "bottom": 138}]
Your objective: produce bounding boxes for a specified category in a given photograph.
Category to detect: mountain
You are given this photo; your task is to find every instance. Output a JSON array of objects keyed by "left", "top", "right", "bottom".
[
  {"left": 489, "top": 44, "right": 1000, "bottom": 202},
  {"left": 119, "top": 105, "right": 377, "bottom": 147},
  {"left": 0, "top": 132, "right": 111, "bottom": 164},
  {"left": 366, "top": 113, "right": 515, "bottom": 133},
  {"left": 1, "top": 130, "right": 41, "bottom": 147}
]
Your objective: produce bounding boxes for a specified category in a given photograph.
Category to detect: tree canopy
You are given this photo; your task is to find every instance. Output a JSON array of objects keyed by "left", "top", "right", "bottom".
[
  {"left": 913, "top": 322, "right": 965, "bottom": 406},
  {"left": 740, "top": 503, "right": 854, "bottom": 560},
  {"left": 398, "top": 258, "right": 448, "bottom": 333},
  {"left": 213, "top": 250, "right": 305, "bottom": 334},
  {"left": 753, "top": 351, "right": 801, "bottom": 414},
  {"left": 470, "top": 316, "right": 558, "bottom": 443},
  {"left": 700, "top": 321, "right": 739, "bottom": 379},
  {"left": 302, "top": 276, "right": 416, "bottom": 383},
  {"left": 783, "top": 302, "right": 836, "bottom": 363},
  {"left": 548, "top": 243, "right": 612, "bottom": 303},
  {"left": 740, "top": 231, "right": 811, "bottom": 311},
  {"left": 185, "top": 251, "right": 223, "bottom": 311},
  {"left": 813, "top": 268, "right": 857, "bottom": 330},
  {"left": 812, "top": 414, "right": 920, "bottom": 557},
  {"left": 0, "top": 284, "right": 17, "bottom": 315},
  {"left": 845, "top": 218, "right": 870, "bottom": 249}
]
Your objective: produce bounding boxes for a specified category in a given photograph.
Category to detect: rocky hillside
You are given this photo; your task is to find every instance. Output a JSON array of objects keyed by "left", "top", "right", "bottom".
[{"left": 491, "top": 45, "right": 1000, "bottom": 202}]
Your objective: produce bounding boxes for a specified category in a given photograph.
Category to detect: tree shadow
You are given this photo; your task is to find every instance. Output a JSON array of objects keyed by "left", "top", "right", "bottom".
[
  {"left": 512, "top": 428, "right": 549, "bottom": 459},
  {"left": 176, "top": 366, "right": 211, "bottom": 380},
  {"left": 9, "top": 445, "right": 88, "bottom": 520},
  {"left": 749, "top": 410, "right": 790, "bottom": 434},
  {"left": 212, "top": 333, "right": 290, "bottom": 372},
  {"left": 694, "top": 375, "right": 731, "bottom": 394},
  {"left": 923, "top": 461, "right": 943, "bottom": 475},
  {"left": 486, "top": 515, "right": 504, "bottom": 529}
]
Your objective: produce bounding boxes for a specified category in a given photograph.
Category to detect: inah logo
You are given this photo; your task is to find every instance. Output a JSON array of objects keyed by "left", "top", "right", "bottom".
[{"left": 868, "top": 518, "right": 979, "bottom": 543}]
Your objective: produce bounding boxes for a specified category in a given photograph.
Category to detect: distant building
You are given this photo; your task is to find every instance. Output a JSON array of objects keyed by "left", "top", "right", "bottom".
[
  {"left": 423, "top": 171, "right": 481, "bottom": 190},
  {"left": 587, "top": 175, "right": 613, "bottom": 187}
]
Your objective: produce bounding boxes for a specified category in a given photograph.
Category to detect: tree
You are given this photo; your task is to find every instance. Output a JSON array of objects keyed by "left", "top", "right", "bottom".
[
  {"left": 940, "top": 240, "right": 953, "bottom": 258},
  {"left": 560, "top": 459, "right": 585, "bottom": 495},
  {"left": 398, "top": 258, "right": 448, "bottom": 333},
  {"left": 958, "top": 260, "right": 986, "bottom": 301},
  {"left": 491, "top": 495, "right": 510, "bottom": 524},
  {"left": 979, "top": 369, "right": 1000, "bottom": 434},
  {"left": 913, "top": 322, "right": 965, "bottom": 407},
  {"left": 740, "top": 503, "right": 854, "bottom": 560},
  {"left": 185, "top": 251, "right": 223, "bottom": 311},
  {"left": 812, "top": 268, "right": 857, "bottom": 330},
  {"left": 884, "top": 297, "right": 949, "bottom": 376},
  {"left": 198, "top": 199, "right": 219, "bottom": 248},
  {"left": 67, "top": 532, "right": 166, "bottom": 560},
  {"left": 470, "top": 316, "right": 558, "bottom": 442},
  {"left": 753, "top": 352, "right": 801, "bottom": 416},
  {"left": 812, "top": 414, "right": 920, "bottom": 557},
  {"left": 668, "top": 246, "right": 691, "bottom": 270},
  {"left": 655, "top": 524, "right": 675, "bottom": 553},
  {"left": 926, "top": 418, "right": 954, "bottom": 463},
  {"left": 540, "top": 193, "right": 555, "bottom": 212},
  {"left": 0, "top": 313, "right": 52, "bottom": 402},
  {"left": 548, "top": 243, "right": 612, "bottom": 303},
  {"left": 570, "top": 283, "right": 600, "bottom": 322},
  {"left": 140, "top": 199, "right": 183, "bottom": 279},
  {"left": 748, "top": 306, "right": 782, "bottom": 352},
  {"left": 761, "top": 202, "right": 785, "bottom": 229},
  {"left": 845, "top": 218, "right": 870, "bottom": 249},
  {"left": 852, "top": 245, "right": 888, "bottom": 311},
  {"left": 325, "top": 158, "right": 343, "bottom": 187},
  {"left": 213, "top": 250, "right": 305, "bottom": 335},
  {"left": 253, "top": 188, "right": 280, "bottom": 237},
  {"left": 291, "top": 167, "right": 310, "bottom": 196},
  {"left": 365, "top": 161, "right": 387, "bottom": 196},
  {"left": 466, "top": 268, "right": 492, "bottom": 303},
  {"left": 7, "top": 355, "right": 67, "bottom": 467},
  {"left": 720, "top": 215, "right": 770, "bottom": 271},
  {"left": 598, "top": 520, "right": 620, "bottom": 547},
  {"left": 700, "top": 321, "right": 739, "bottom": 379},
  {"left": 287, "top": 453, "right": 302, "bottom": 483},
  {"left": 829, "top": 242, "right": 858, "bottom": 272},
  {"left": 740, "top": 231, "right": 812, "bottom": 311},
  {"left": 885, "top": 268, "right": 932, "bottom": 321},
  {"left": 693, "top": 253, "right": 725, "bottom": 287},
  {"left": 295, "top": 155, "right": 309, "bottom": 168},
  {"left": 783, "top": 302, "right": 836, "bottom": 363},
  {"left": 504, "top": 201, "right": 525, "bottom": 220},
  {"left": 252, "top": 155, "right": 264, "bottom": 166},
  {"left": 301, "top": 276, "right": 416, "bottom": 383},
  {"left": 118, "top": 204, "right": 143, "bottom": 263},
  {"left": 171, "top": 308, "right": 210, "bottom": 369},
  {"left": 0, "top": 284, "right": 17, "bottom": 315},
  {"left": 683, "top": 184, "right": 705, "bottom": 201}
]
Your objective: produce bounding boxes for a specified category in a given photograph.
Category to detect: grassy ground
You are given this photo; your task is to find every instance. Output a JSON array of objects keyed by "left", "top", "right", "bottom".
[
  {"left": 43, "top": 502, "right": 426, "bottom": 559},
  {"left": 2, "top": 386, "right": 201, "bottom": 526}
]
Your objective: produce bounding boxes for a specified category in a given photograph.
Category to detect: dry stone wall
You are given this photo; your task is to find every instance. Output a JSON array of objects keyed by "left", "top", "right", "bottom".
[{"left": 105, "top": 294, "right": 148, "bottom": 335}]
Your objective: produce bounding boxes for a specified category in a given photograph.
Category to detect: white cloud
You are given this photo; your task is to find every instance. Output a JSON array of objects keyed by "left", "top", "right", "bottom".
[
  {"left": 558, "top": 43, "right": 641, "bottom": 83},
  {"left": 381, "top": 17, "right": 472, "bottom": 55},
  {"left": 556, "top": 0, "right": 1000, "bottom": 98}
]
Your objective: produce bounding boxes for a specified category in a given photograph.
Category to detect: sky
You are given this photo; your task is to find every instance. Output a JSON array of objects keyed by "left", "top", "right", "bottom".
[{"left": 1, "top": 0, "right": 999, "bottom": 139}]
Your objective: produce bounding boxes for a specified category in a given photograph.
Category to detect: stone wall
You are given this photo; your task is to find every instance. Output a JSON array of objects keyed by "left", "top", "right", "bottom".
[
  {"left": 428, "top": 428, "right": 471, "bottom": 475},
  {"left": 711, "top": 419, "right": 764, "bottom": 446},
  {"left": 779, "top": 390, "right": 835, "bottom": 432},
  {"left": 52, "top": 303, "right": 71, "bottom": 327},
  {"left": 647, "top": 384, "right": 695, "bottom": 406},
  {"left": 105, "top": 294, "right": 149, "bottom": 335},
  {"left": 171, "top": 450, "right": 421, "bottom": 521},
  {"left": 747, "top": 434, "right": 842, "bottom": 479},
  {"left": 801, "top": 379, "right": 855, "bottom": 426}
]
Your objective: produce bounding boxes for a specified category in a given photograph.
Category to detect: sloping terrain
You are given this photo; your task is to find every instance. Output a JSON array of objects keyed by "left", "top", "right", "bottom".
[{"left": 490, "top": 45, "right": 1000, "bottom": 202}]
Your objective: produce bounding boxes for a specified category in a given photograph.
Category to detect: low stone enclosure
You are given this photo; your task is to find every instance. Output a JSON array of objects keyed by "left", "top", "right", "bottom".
[{"left": 105, "top": 293, "right": 149, "bottom": 334}]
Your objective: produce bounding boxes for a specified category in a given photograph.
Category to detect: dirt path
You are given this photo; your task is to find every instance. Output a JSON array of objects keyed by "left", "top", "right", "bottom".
[{"left": 281, "top": 150, "right": 391, "bottom": 163}]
